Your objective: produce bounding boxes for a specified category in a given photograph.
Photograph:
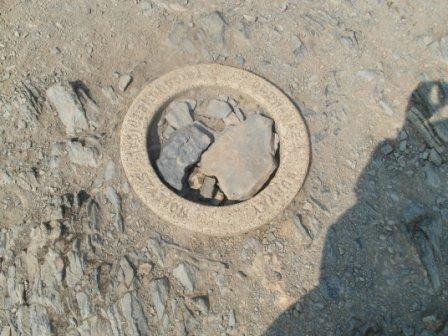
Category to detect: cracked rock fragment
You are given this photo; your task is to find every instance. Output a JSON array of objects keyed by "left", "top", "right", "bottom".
[
  {"left": 165, "top": 101, "right": 194, "bottom": 129},
  {"left": 150, "top": 277, "right": 170, "bottom": 320},
  {"left": 173, "top": 262, "right": 198, "bottom": 293},
  {"left": 157, "top": 122, "right": 212, "bottom": 190},
  {"left": 119, "top": 291, "right": 150, "bottom": 336},
  {"left": 204, "top": 99, "right": 232, "bottom": 119},
  {"left": 66, "top": 239, "right": 85, "bottom": 288},
  {"left": 199, "top": 114, "right": 277, "bottom": 200},
  {"left": 46, "top": 81, "right": 89, "bottom": 135}
]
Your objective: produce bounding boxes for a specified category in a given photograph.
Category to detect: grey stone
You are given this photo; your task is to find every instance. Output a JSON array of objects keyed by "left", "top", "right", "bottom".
[
  {"left": 147, "top": 237, "right": 165, "bottom": 266},
  {"left": 40, "top": 250, "right": 64, "bottom": 288},
  {"left": 118, "top": 74, "right": 132, "bottom": 92},
  {"left": 398, "top": 140, "right": 407, "bottom": 152},
  {"left": 104, "top": 160, "right": 116, "bottom": 181},
  {"left": 429, "top": 149, "right": 442, "bottom": 166},
  {"left": 106, "top": 186, "right": 121, "bottom": 211},
  {"left": 7, "top": 266, "right": 24, "bottom": 306},
  {"left": 16, "top": 305, "right": 30, "bottom": 335},
  {"left": 106, "top": 303, "right": 125, "bottom": 336},
  {"left": 291, "top": 35, "right": 307, "bottom": 63},
  {"left": 13, "top": 82, "right": 42, "bottom": 124},
  {"left": 66, "top": 239, "right": 85, "bottom": 288},
  {"left": 200, "top": 176, "right": 216, "bottom": 199},
  {"left": 86, "top": 199, "right": 101, "bottom": 231},
  {"left": 204, "top": 99, "right": 232, "bottom": 119},
  {"left": 165, "top": 101, "right": 193, "bottom": 129},
  {"left": 46, "top": 81, "right": 88, "bottom": 135},
  {"left": 30, "top": 304, "right": 52, "bottom": 336},
  {"left": 76, "top": 292, "right": 92, "bottom": 319},
  {"left": 200, "top": 114, "right": 277, "bottom": 200},
  {"left": 173, "top": 262, "right": 197, "bottom": 293},
  {"left": 425, "top": 166, "right": 441, "bottom": 188},
  {"left": 119, "top": 256, "right": 135, "bottom": 288},
  {"left": 150, "top": 277, "right": 169, "bottom": 320},
  {"left": 163, "top": 125, "right": 175, "bottom": 139},
  {"left": 67, "top": 140, "right": 100, "bottom": 167},
  {"left": 157, "top": 123, "right": 212, "bottom": 190},
  {"left": 114, "top": 213, "right": 124, "bottom": 233},
  {"left": 77, "top": 87, "right": 100, "bottom": 130},
  {"left": 381, "top": 144, "right": 393, "bottom": 155},
  {"left": 228, "top": 309, "right": 236, "bottom": 329},
  {"left": 197, "top": 11, "right": 227, "bottom": 46},
  {"left": 119, "top": 291, "right": 150, "bottom": 336}
]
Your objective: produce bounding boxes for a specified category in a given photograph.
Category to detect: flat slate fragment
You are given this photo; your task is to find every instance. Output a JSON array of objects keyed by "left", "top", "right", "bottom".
[
  {"left": 165, "top": 101, "right": 193, "bottom": 129},
  {"left": 157, "top": 122, "right": 212, "bottom": 190},
  {"left": 199, "top": 114, "right": 277, "bottom": 200}
]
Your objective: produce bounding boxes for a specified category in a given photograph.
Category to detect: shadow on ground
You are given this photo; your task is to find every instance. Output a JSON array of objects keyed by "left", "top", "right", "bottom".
[{"left": 265, "top": 81, "right": 448, "bottom": 336}]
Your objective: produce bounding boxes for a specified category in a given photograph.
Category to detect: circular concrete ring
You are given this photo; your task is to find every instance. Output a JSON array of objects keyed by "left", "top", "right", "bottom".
[{"left": 120, "top": 64, "right": 310, "bottom": 236}]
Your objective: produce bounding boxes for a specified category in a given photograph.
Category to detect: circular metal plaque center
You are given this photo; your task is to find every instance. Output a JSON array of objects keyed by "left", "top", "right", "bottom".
[{"left": 120, "top": 64, "right": 309, "bottom": 236}]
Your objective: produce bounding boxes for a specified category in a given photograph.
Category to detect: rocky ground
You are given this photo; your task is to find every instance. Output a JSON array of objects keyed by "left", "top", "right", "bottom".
[{"left": 1, "top": 0, "right": 448, "bottom": 335}]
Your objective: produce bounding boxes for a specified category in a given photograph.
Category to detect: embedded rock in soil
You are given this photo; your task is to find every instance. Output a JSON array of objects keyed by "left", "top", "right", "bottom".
[
  {"left": 157, "top": 122, "right": 212, "bottom": 190},
  {"left": 199, "top": 114, "right": 277, "bottom": 200},
  {"left": 46, "top": 81, "right": 89, "bottom": 135}
]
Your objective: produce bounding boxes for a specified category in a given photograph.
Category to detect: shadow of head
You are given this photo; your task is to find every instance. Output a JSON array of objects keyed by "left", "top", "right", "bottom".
[
  {"left": 264, "top": 81, "right": 448, "bottom": 336},
  {"left": 406, "top": 81, "right": 448, "bottom": 148}
]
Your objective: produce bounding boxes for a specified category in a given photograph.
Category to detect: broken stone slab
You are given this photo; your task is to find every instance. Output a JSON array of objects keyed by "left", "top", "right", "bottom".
[
  {"left": 204, "top": 99, "right": 232, "bottom": 119},
  {"left": 157, "top": 122, "right": 212, "bottom": 190},
  {"left": 46, "top": 81, "right": 89, "bottom": 135},
  {"left": 199, "top": 114, "right": 277, "bottom": 200},
  {"left": 165, "top": 101, "right": 194, "bottom": 129}
]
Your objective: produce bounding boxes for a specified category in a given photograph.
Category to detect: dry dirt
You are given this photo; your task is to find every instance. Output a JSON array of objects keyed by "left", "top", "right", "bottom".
[{"left": 1, "top": 1, "right": 448, "bottom": 335}]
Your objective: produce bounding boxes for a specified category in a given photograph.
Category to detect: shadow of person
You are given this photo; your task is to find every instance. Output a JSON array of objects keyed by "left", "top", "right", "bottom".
[{"left": 265, "top": 81, "right": 448, "bottom": 336}]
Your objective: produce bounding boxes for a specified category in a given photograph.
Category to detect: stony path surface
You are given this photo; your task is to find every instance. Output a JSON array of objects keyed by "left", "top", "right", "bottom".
[{"left": 1, "top": 1, "right": 448, "bottom": 335}]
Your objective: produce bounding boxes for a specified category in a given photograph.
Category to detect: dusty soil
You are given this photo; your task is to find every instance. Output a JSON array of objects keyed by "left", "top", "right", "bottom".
[{"left": 1, "top": 1, "right": 448, "bottom": 335}]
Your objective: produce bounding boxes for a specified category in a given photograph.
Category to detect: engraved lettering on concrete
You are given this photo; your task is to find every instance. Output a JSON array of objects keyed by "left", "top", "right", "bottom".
[{"left": 121, "top": 64, "right": 309, "bottom": 235}]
